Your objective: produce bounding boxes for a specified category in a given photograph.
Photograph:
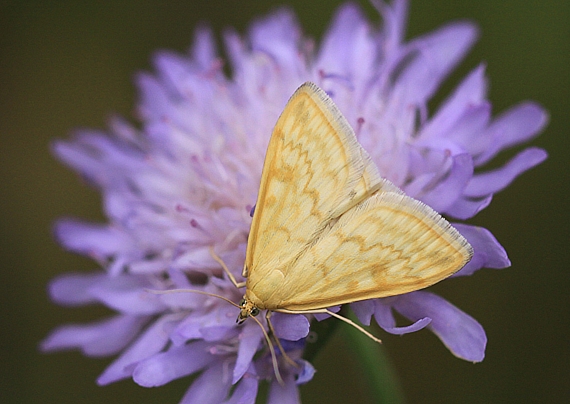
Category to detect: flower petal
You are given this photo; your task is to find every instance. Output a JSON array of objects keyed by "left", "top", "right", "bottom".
[
  {"left": 380, "top": 316, "right": 432, "bottom": 335},
  {"left": 97, "top": 315, "right": 175, "bottom": 385},
  {"left": 373, "top": 0, "right": 408, "bottom": 49},
  {"left": 133, "top": 342, "right": 214, "bottom": 387},
  {"left": 191, "top": 26, "right": 217, "bottom": 70},
  {"left": 445, "top": 194, "right": 493, "bottom": 220},
  {"left": 170, "top": 304, "right": 237, "bottom": 345},
  {"left": 465, "top": 147, "right": 547, "bottom": 197},
  {"left": 418, "top": 65, "right": 488, "bottom": 143},
  {"left": 249, "top": 8, "right": 300, "bottom": 66},
  {"left": 268, "top": 373, "right": 300, "bottom": 404},
  {"left": 232, "top": 323, "right": 263, "bottom": 384},
  {"left": 52, "top": 133, "right": 146, "bottom": 187},
  {"left": 452, "top": 224, "right": 510, "bottom": 276},
  {"left": 180, "top": 362, "right": 231, "bottom": 404},
  {"left": 313, "top": 305, "right": 340, "bottom": 321},
  {"left": 54, "top": 219, "right": 132, "bottom": 259},
  {"left": 271, "top": 313, "right": 310, "bottom": 341},
  {"left": 372, "top": 299, "right": 396, "bottom": 329},
  {"left": 420, "top": 153, "right": 473, "bottom": 212},
  {"left": 223, "top": 373, "right": 259, "bottom": 404},
  {"left": 350, "top": 299, "right": 375, "bottom": 326},
  {"left": 316, "top": 3, "right": 375, "bottom": 83},
  {"left": 392, "top": 22, "right": 478, "bottom": 105},
  {"left": 88, "top": 275, "right": 166, "bottom": 315},
  {"left": 373, "top": 299, "right": 431, "bottom": 335},
  {"left": 40, "top": 314, "right": 148, "bottom": 356},
  {"left": 47, "top": 272, "right": 105, "bottom": 306},
  {"left": 295, "top": 359, "right": 316, "bottom": 385},
  {"left": 393, "top": 292, "right": 487, "bottom": 362},
  {"left": 475, "top": 102, "right": 548, "bottom": 165},
  {"left": 418, "top": 102, "right": 492, "bottom": 158}
]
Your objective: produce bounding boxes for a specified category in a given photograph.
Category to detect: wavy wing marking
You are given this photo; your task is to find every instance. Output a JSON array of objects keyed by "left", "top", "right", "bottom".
[
  {"left": 245, "top": 82, "right": 389, "bottom": 279},
  {"left": 256, "top": 191, "right": 473, "bottom": 311}
]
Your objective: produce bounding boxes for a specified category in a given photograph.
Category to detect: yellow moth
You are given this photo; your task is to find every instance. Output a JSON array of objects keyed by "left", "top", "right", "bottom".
[
  {"left": 159, "top": 81, "right": 473, "bottom": 381},
  {"left": 229, "top": 82, "right": 473, "bottom": 330}
]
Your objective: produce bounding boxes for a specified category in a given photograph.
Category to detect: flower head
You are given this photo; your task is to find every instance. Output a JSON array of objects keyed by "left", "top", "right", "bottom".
[{"left": 42, "top": 1, "right": 547, "bottom": 402}]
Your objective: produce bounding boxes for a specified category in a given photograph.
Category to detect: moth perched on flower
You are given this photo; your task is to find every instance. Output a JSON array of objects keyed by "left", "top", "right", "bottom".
[{"left": 42, "top": 1, "right": 547, "bottom": 403}]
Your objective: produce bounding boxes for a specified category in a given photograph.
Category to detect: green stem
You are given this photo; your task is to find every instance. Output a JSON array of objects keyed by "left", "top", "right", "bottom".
[
  {"left": 341, "top": 314, "right": 406, "bottom": 404},
  {"left": 302, "top": 314, "right": 340, "bottom": 363}
]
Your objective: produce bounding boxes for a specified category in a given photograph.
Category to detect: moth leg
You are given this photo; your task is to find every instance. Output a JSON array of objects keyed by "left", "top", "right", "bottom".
[
  {"left": 248, "top": 314, "right": 285, "bottom": 385},
  {"left": 265, "top": 311, "right": 300, "bottom": 369},
  {"left": 209, "top": 246, "right": 246, "bottom": 288},
  {"left": 276, "top": 308, "right": 382, "bottom": 344}
]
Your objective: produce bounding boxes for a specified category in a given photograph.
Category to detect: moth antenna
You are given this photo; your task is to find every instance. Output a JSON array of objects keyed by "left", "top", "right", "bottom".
[
  {"left": 149, "top": 288, "right": 288, "bottom": 385},
  {"left": 324, "top": 309, "right": 383, "bottom": 344},
  {"left": 249, "top": 314, "right": 285, "bottom": 386},
  {"left": 265, "top": 312, "right": 299, "bottom": 369},
  {"left": 277, "top": 308, "right": 383, "bottom": 344},
  {"left": 209, "top": 246, "right": 246, "bottom": 289},
  {"left": 147, "top": 288, "right": 241, "bottom": 309}
]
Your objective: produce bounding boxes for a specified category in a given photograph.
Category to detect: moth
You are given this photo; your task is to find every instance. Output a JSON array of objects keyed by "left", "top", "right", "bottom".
[
  {"left": 161, "top": 81, "right": 473, "bottom": 382},
  {"left": 229, "top": 82, "right": 473, "bottom": 327}
]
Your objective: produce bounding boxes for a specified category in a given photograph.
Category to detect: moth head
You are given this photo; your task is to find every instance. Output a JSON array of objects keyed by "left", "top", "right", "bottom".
[{"left": 237, "top": 296, "right": 260, "bottom": 324}]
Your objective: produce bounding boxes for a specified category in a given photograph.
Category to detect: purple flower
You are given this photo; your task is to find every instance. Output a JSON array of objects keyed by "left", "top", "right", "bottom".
[{"left": 41, "top": 0, "right": 547, "bottom": 402}]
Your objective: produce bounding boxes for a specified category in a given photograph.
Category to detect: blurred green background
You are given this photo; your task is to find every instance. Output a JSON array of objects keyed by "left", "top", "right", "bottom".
[{"left": 1, "top": 1, "right": 568, "bottom": 403}]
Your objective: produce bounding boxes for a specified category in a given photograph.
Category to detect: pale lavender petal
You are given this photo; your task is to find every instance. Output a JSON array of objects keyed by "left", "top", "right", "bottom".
[
  {"left": 136, "top": 73, "right": 172, "bottom": 121},
  {"left": 171, "top": 304, "right": 236, "bottom": 345},
  {"left": 249, "top": 8, "right": 300, "bottom": 67},
  {"left": 200, "top": 325, "right": 236, "bottom": 342},
  {"left": 392, "top": 22, "right": 478, "bottom": 104},
  {"left": 380, "top": 316, "right": 431, "bottom": 335},
  {"left": 444, "top": 194, "right": 492, "bottom": 220},
  {"left": 373, "top": 299, "right": 396, "bottom": 330},
  {"left": 452, "top": 224, "right": 510, "bottom": 276},
  {"left": 223, "top": 374, "right": 259, "bottom": 404},
  {"left": 418, "top": 65, "right": 488, "bottom": 141},
  {"left": 393, "top": 292, "right": 486, "bottom": 361},
  {"left": 171, "top": 247, "right": 221, "bottom": 271},
  {"left": 350, "top": 299, "right": 375, "bottom": 326},
  {"left": 51, "top": 136, "right": 112, "bottom": 183},
  {"left": 271, "top": 313, "right": 309, "bottom": 341},
  {"left": 419, "top": 102, "right": 491, "bottom": 157},
  {"left": 316, "top": 3, "right": 375, "bottom": 81},
  {"left": 232, "top": 323, "right": 263, "bottom": 384},
  {"left": 313, "top": 306, "right": 340, "bottom": 321},
  {"left": 54, "top": 219, "right": 131, "bottom": 259},
  {"left": 47, "top": 272, "right": 105, "bottom": 305},
  {"left": 97, "top": 315, "right": 175, "bottom": 385},
  {"left": 180, "top": 362, "right": 231, "bottom": 404},
  {"left": 420, "top": 153, "right": 473, "bottom": 212},
  {"left": 267, "top": 373, "right": 300, "bottom": 404},
  {"left": 53, "top": 133, "right": 146, "bottom": 186},
  {"left": 465, "top": 147, "right": 547, "bottom": 196},
  {"left": 147, "top": 277, "right": 202, "bottom": 308},
  {"left": 40, "top": 315, "right": 148, "bottom": 356},
  {"left": 372, "top": 299, "right": 431, "bottom": 335},
  {"left": 189, "top": 26, "right": 217, "bottom": 69},
  {"left": 374, "top": 0, "right": 408, "bottom": 49},
  {"left": 129, "top": 258, "right": 172, "bottom": 275},
  {"left": 133, "top": 342, "right": 214, "bottom": 387},
  {"left": 475, "top": 102, "right": 548, "bottom": 165},
  {"left": 295, "top": 359, "right": 316, "bottom": 385},
  {"left": 153, "top": 52, "right": 190, "bottom": 99},
  {"left": 88, "top": 275, "right": 166, "bottom": 315}
]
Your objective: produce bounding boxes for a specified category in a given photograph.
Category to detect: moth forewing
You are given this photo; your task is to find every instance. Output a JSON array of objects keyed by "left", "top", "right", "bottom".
[{"left": 244, "top": 83, "right": 387, "bottom": 280}]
